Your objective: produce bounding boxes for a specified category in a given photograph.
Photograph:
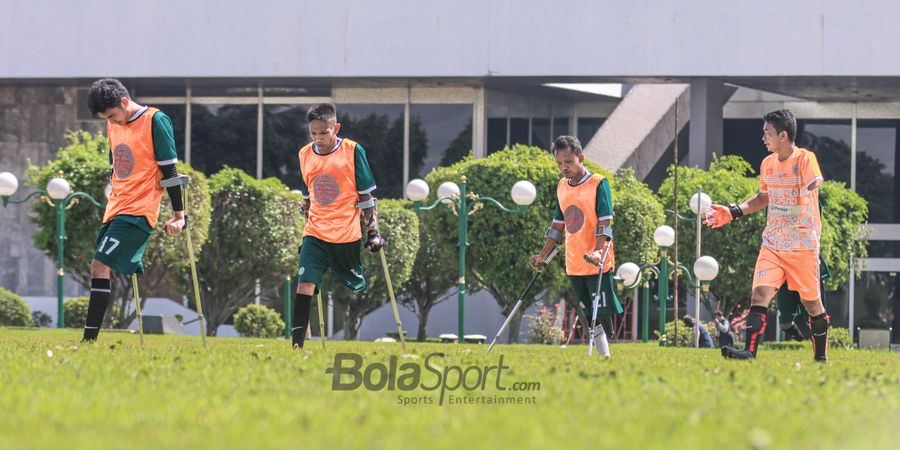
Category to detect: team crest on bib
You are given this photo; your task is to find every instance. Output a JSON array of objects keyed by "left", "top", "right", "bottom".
[
  {"left": 564, "top": 205, "right": 585, "bottom": 234},
  {"left": 113, "top": 144, "right": 135, "bottom": 179},
  {"left": 313, "top": 174, "right": 340, "bottom": 205}
]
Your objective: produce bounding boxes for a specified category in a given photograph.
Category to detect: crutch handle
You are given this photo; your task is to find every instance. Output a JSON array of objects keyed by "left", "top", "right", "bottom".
[{"left": 160, "top": 174, "right": 190, "bottom": 188}]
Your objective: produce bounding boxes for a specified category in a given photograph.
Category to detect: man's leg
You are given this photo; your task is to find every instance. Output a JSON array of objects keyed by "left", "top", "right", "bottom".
[
  {"left": 790, "top": 250, "right": 829, "bottom": 362},
  {"left": 776, "top": 285, "right": 808, "bottom": 342},
  {"left": 722, "top": 286, "right": 776, "bottom": 359},
  {"left": 84, "top": 220, "right": 149, "bottom": 342},
  {"left": 802, "top": 298, "right": 829, "bottom": 362},
  {"left": 293, "top": 237, "right": 329, "bottom": 349},
  {"left": 293, "top": 282, "right": 315, "bottom": 348},
  {"left": 83, "top": 259, "right": 111, "bottom": 342}
]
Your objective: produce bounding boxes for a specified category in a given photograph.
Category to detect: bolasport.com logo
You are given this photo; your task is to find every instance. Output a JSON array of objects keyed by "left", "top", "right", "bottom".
[{"left": 325, "top": 352, "right": 541, "bottom": 406}]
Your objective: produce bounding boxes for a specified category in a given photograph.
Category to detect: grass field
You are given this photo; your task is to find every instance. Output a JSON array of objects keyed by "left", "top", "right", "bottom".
[{"left": 0, "top": 328, "right": 898, "bottom": 450}]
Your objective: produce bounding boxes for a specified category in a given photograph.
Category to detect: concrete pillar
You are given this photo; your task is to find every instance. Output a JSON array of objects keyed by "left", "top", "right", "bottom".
[{"left": 688, "top": 79, "right": 735, "bottom": 169}]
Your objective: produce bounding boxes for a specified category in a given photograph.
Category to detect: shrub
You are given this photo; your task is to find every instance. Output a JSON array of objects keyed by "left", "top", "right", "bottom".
[
  {"left": 0, "top": 288, "right": 31, "bottom": 327},
  {"left": 526, "top": 304, "right": 565, "bottom": 345},
  {"left": 829, "top": 326, "right": 853, "bottom": 349},
  {"left": 64, "top": 296, "right": 89, "bottom": 329},
  {"left": 233, "top": 304, "right": 285, "bottom": 339},
  {"left": 32, "top": 311, "right": 52, "bottom": 327}
]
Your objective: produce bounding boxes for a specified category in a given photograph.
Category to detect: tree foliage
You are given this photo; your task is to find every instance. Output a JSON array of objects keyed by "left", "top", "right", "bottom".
[
  {"left": 196, "top": 168, "right": 305, "bottom": 336},
  {"left": 325, "top": 199, "right": 420, "bottom": 340}
]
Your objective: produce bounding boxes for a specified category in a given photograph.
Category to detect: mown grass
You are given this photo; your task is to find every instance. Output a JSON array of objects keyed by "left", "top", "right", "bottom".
[{"left": 0, "top": 328, "right": 897, "bottom": 450}]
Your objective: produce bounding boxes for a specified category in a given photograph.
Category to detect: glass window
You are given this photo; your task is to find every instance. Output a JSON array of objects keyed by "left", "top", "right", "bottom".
[
  {"left": 855, "top": 272, "right": 897, "bottom": 331},
  {"left": 577, "top": 117, "right": 604, "bottom": 146},
  {"left": 724, "top": 119, "right": 766, "bottom": 168},
  {"left": 857, "top": 120, "right": 899, "bottom": 224},
  {"left": 263, "top": 86, "right": 331, "bottom": 97},
  {"left": 796, "top": 120, "right": 852, "bottom": 185},
  {"left": 336, "top": 104, "right": 405, "bottom": 199},
  {"left": 132, "top": 85, "right": 187, "bottom": 98},
  {"left": 509, "top": 118, "right": 529, "bottom": 147},
  {"left": 262, "top": 104, "right": 310, "bottom": 190},
  {"left": 553, "top": 117, "right": 570, "bottom": 139},
  {"left": 487, "top": 118, "right": 507, "bottom": 155},
  {"left": 192, "top": 86, "right": 259, "bottom": 97},
  {"left": 531, "top": 118, "right": 551, "bottom": 151},
  {"left": 410, "top": 104, "right": 472, "bottom": 179},
  {"left": 190, "top": 104, "right": 258, "bottom": 176}
]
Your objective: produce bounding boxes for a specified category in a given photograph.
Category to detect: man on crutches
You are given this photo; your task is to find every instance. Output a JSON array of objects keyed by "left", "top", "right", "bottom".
[
  {"left": 81, "top": 78, "right": 186, "bottom": 344},
  {"left": 292, "top": 104, "right": 396, "bottom": 349},
  {"left": 529, "top": 136, "right": 622, "bottom": 358}
]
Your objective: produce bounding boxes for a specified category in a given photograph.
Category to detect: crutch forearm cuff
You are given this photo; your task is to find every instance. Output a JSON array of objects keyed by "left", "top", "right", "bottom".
[
  {"left": 594, "top": 225, "right": 613, "bottom": 240},
  {"left": 545, "top": 227, "right": 564, "bottom": 244}
]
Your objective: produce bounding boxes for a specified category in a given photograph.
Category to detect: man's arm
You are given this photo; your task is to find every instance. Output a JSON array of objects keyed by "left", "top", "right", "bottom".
[
  {"left": 152, "top": 111, "right": 185, "bottom": 234},
  {"left": 530, "top": 204, "right": 565, "bottom": 270},
  {"left": 734, "top": 191, "right": 770, "bottom": 216}
]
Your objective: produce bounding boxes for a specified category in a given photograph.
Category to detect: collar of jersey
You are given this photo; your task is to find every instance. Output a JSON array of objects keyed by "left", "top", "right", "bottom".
[
  {"left": 312, "top": 138, "right": 343, "bottom": 155},
  {"left": 127, "top": 105, "right": 150, "bottom": 123},
  {"left": 568, "top": 171, "right": 591, "bottom": 186}
]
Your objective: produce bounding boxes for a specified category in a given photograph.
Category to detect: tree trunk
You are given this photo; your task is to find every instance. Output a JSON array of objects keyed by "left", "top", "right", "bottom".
[
  {"left": 506, "top": 306, "right": 526, "bottom": 344},
  {"left": 344, "top": 306, "right": 362, "bottom": 340},
  {"left": 416, "top": 304, "right": 433, "bottom": 341}
]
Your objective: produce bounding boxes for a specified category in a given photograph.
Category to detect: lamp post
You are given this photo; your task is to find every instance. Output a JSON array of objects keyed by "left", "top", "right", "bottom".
[
  {"left": 1, "top": 171, "right": 106, "bottom": 328},
  {"left": 664, "top": 187, "right": 713, "bottom": 347},
  {"left": 406, "top": 176, "right": 536, "bottom": 343},
  {"left": 614, "top": 223, "right": 718, "bottom": 345}
]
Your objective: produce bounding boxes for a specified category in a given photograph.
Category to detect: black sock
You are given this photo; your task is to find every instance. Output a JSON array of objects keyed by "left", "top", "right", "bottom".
[
  {"left": 744, "top": 306, "right": 768, "bottom": 356},
  {"left": 809, "top": 312, "right": 830, "bottom": 361},
  {"left": 291, "top": 293, "right": 312, "bottom": 348},
  {"left": 82, "top": 278, "right": 111, "bottom": 341},
  {"left": 782, "top": 322, "right": 807, "bottom": 341}
]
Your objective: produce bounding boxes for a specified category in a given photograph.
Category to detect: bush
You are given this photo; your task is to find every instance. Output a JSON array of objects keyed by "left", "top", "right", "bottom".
[
  {"left": 526, "top": 304, "right": 565, "bottom": 345},
  {"left": 612, "top": 168, "right": 666, "bottom": 266},
  {"left": 656, "top": 320, "right": 717, "bottom": 347},
  {"left": 233, "top": 304, "right": 285, "bottom": 339},
  {"left": 32, "top": 311, "right": 52, "bottom": 327},
  {"left": 64, "top": 297, "right": 89, "bottom": 329},
  {"left": 0, "top": 288, "right": 31, "bottom": 327},
  {"left": 198, "top": 168, "right": 304, "bottom": 336},
  {"left": 829, "top": 326, "right": 853, "bottom": 349}
]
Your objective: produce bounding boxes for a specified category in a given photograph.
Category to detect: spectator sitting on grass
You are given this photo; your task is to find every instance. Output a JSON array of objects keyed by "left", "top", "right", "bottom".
[{"left": 682, "top": 315, "right": 714, "bottom": 348}]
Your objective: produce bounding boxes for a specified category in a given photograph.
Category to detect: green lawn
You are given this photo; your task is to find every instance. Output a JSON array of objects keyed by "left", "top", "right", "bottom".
[{"left": 0, "top": 328, "right": 897, "bottom": 450}]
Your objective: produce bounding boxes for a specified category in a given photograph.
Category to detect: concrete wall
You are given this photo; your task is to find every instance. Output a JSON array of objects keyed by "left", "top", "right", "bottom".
[
  {"left": 0, "top": 86, "right": 101, "bottom": 296},
  {"left": 3, "top": 1, "right": 900, "bottom": 78}
]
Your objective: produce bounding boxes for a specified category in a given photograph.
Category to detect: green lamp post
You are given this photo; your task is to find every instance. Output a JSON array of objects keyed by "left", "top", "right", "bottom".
[
  {"left": 613, "top": 223, "right": 719, "bottom": 345},
  {"left": 0, "top": 171, "right": 106, "bottom": 328},
  {"left": 406, "top": 176, "right": 536, "bottom": 343}
]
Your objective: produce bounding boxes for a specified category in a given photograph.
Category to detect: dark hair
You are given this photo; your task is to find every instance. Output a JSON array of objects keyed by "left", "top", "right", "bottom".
[
  {"left": 87, "top": 78, "right": 130, "bottom": 116},
  {"left": 763, "top": 109, "right": 797, "bottom": 142},
  {"left": 551, "top": 135, "right": 583, "bottom": 155},
  {"left": 715, "top": 310, "right": 724, "bottom": 317},
  {"left": 307, "top": 103, "right": 337, "bottom": 123},
  {"left": 682, "top": 315, "right": 696, "bottom": 326}
]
